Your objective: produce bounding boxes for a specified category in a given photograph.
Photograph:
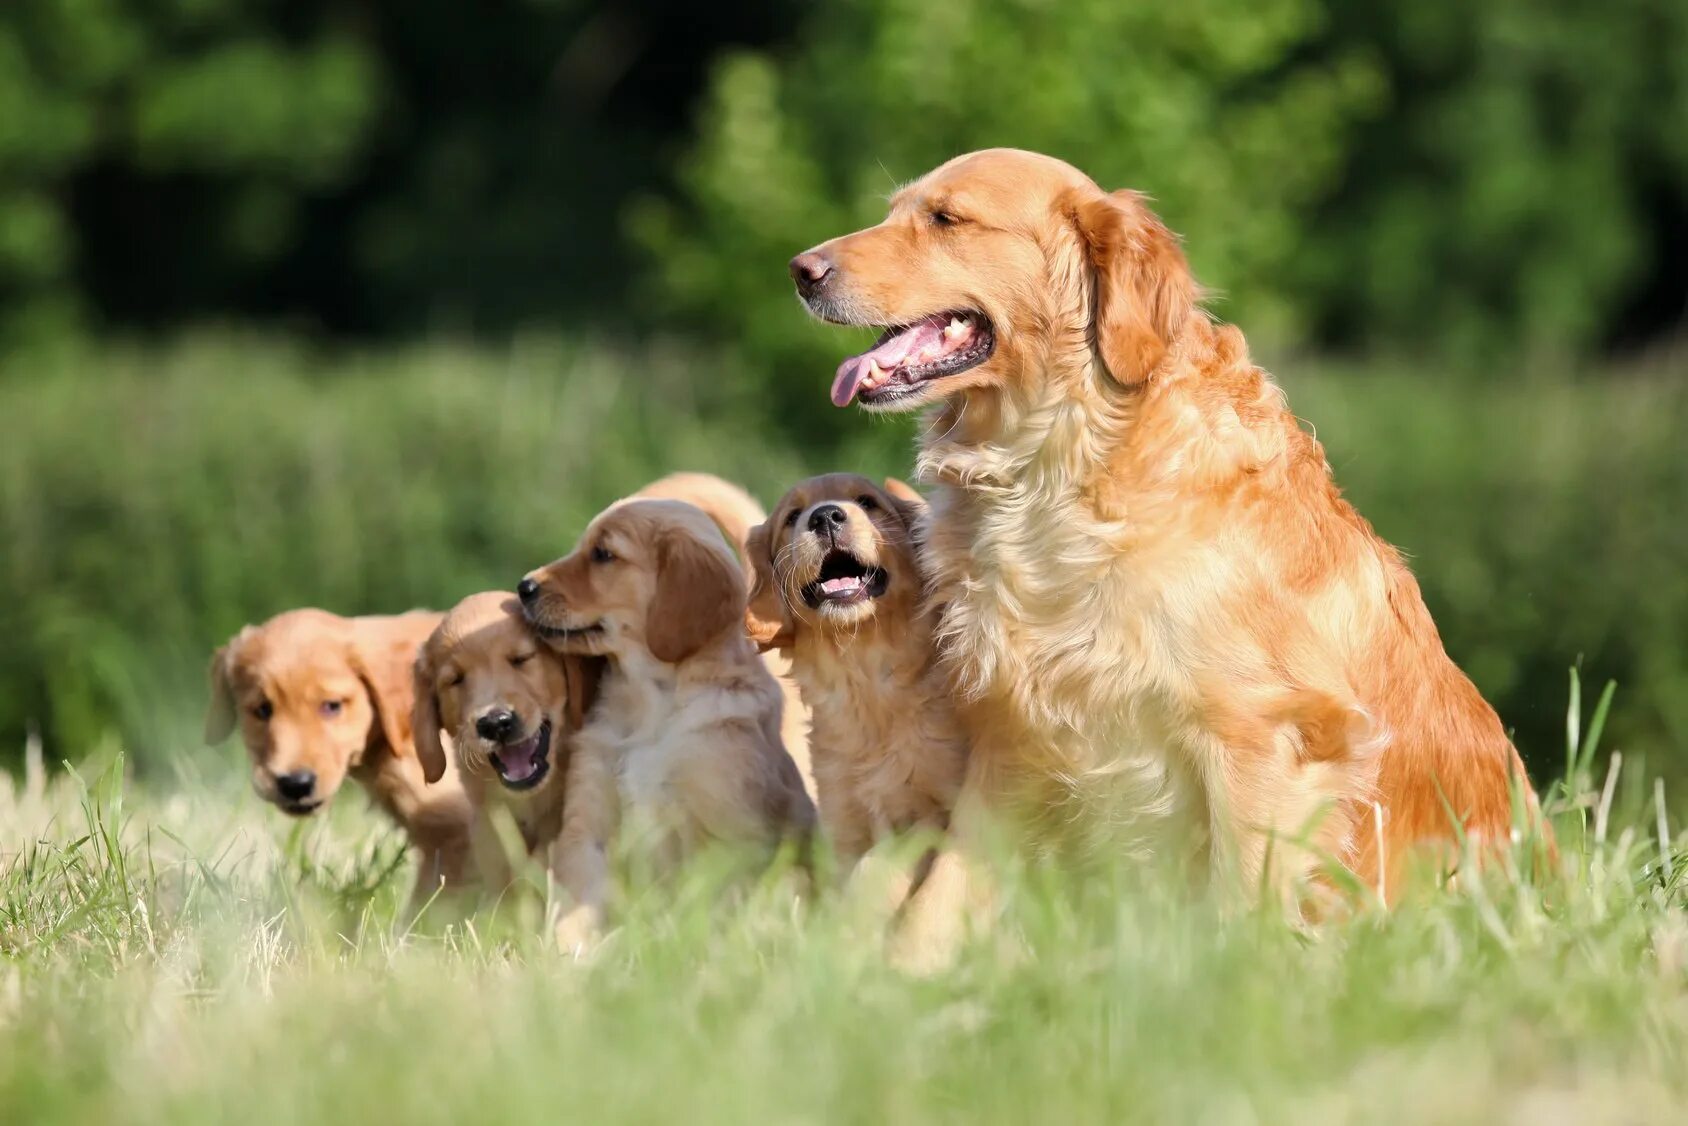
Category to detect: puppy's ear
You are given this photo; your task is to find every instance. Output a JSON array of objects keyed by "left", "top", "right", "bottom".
[
  {"left": 742, "top": 520, "right": 794, "bottom": 652},
  {"left": 882, "top": 477, "right": 929, "bottom": 535},
  {"left": 562, "top": 654, "right": 604, "bottom": 732},
  {"left": 203, "top": 643, "right": 239, "bottom": 745},
  {"left": 347, "top": 622, "right": 419, "bottom": 763},
  {"left": 1068, "top": 187, "right": 1196, "bottom": 386},
  {"left": 647, "top": 526, "right": 744, "bottom": 664},
  {"left": 409, "top": 646, "right": 449, "bottom": 785}
]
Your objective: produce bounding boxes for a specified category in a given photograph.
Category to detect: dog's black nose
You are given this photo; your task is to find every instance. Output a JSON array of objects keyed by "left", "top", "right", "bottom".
[
  {"left": 789, "top": 252, "right": 834, "bottom": 298},
  {"left": 516, "top": 577, "right": 540, "bottom": 604},
  {"left": 275, "top": 770, "right": 316, "bottom": 801},
  {"left": 808, "top": 504, "right": 848, "bottom": 533},
  {"left": 476, "top": 708, "right": 518, "bottom": 742}
]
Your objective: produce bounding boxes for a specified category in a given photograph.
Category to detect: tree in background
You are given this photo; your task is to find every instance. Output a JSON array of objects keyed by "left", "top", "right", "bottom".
[{"left": 632, "top": 0, "right": 1381, "bottom": 425}]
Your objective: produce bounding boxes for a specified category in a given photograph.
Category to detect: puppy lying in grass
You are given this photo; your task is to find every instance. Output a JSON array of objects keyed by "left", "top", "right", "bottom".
[
  {"left": 411, "top": 592, "right": 602, "bottom": 889},
  {"left": 745, "top": 475, "right": 970, "bottom": 954},
  {"left": 205, "top": 608, "right": 481, "bottom": 913},
  {"left": 519, "top": 495, "right": 815, "bottom": 952}
]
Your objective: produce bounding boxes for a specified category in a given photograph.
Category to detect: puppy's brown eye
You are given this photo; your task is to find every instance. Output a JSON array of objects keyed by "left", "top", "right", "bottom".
[
  {"left": 590, "top": 544, "right": 615, "bottom": 564},
  {"left": 252, "top": 701, "right": 273, "bottom": 721},
  {"left": 510, "top": 652, "right": 534, "bottom": 668},
  {"left": 445, "top": 672, "right": 465, "bottom": 689},
  {"left": 856, "top": 495, "right": 880, "bottom": 511},
  {"left": 930, "top": 209, "right": 959, "bottom": 227},
  {"left": 320, "top": 699, "right": 344, "bottom": 718},
  {"left": 783, "top": 510, "right": 799, "bottom": 528}
]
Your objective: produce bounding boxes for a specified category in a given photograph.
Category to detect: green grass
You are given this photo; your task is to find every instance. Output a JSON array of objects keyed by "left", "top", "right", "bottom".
[{"left": 3, "top": 686, "right": 1688, "bottom": 1125}]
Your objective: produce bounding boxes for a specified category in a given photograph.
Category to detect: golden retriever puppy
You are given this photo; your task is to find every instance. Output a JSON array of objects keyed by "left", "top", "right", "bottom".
[
  {"left": 634, "top": 472, "right": 816, "bottom": 796},
  {"left": 518, "top": 497, "right": 816, "bottom": 948},
  {"left": 205, "top": 608, "right": 482, "bottom": 911},
  {"left": 744, "top": 474, "right": 966, "bottom": 873},
  {"left": 411, "top": 592, "right": 601, "bottom": 871},
  {"left": 790, "top": 148, "right": 1539, "bottom": 914}
]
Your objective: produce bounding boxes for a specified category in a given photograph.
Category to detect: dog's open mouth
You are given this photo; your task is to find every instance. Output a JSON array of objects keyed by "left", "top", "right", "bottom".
[
  {"left": 831, "top": 311, "right": 995, "bottom": 408},
  {"left": 801, "top": 550, "right": 889, "bottom": 608},
  {"left": 489, "top": 720, "right": 552, "bottom": 791},
  {"left": 278, "top": 799, "right": 323, "bottom": 817}
]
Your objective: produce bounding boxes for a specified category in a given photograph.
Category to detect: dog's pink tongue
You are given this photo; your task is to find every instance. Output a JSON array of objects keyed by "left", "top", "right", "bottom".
[
  {"left": 496, "top": 735, "right": 540, "bottom": 781},
  {"left": 830, "top": 319, "right": 943, "bottom": 407},
  {"left": 831, "top": 356, "right": 868, "bottom": 407}
]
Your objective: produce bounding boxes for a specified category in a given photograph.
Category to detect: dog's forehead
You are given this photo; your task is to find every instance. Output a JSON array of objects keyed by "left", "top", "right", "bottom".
[
  {"left": 786, "top": 473, "right": 880, "bottom": 511},
  {"left": 436, "top": 592, "right": 528, "bottom": 658},
  {"left": 230, "top": 613, "right": 355, "bottom": 690},
  {"left": 901, "top": 148, "right": 1090, "bottom": 215}
]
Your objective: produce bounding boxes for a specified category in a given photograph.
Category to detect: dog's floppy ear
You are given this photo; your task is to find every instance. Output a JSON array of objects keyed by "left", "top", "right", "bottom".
[
  {"left": 346, "top": 621, "right": 418, "bottom": 763},
  {"left": 409, "top": 644, "right": 449, "bottom": 785},
  {"left": 742, "top": 520, "right": 794, "bottom": 652},
  {"left": 1068, "top": 187, "right": 1196, "bottom": 386},
  {"left": 562, "top": 654, "right": 604, "bottom": 732},
  {"left": 647, "top": 525, "right": 744, "bottom": 664},
  {"left": 882, "top": 477, "right": 928, "bottom": 535},
  {"left": 203, "top": 641, "right": 240, "bottom": 744}
]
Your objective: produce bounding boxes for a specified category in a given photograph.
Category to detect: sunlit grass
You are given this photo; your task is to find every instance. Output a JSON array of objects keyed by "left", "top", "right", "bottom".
[{"left": 3, "top": 682, "right": 1687, "bottom": 1123}]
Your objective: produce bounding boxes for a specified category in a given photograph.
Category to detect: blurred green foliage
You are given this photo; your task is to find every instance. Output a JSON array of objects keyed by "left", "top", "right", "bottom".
[
  {"left": 1, "top": 338, "right": 1685, "bottom": 780},
  {"left": 0, "top": 1, "right": 1684, "bottom": 356},
  {"left": 643, "top": 0, "right": 1688, "bottom": 386}
]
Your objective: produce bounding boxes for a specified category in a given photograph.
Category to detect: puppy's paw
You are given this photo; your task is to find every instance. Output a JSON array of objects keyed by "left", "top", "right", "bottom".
[{"left": 552, "top": 903, "right": 603, "bottom": 960}]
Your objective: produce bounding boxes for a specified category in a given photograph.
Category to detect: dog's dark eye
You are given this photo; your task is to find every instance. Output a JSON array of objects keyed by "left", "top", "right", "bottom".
[
  {"left": 445, "top": 671, "right": 465, "bottom": 689},
  {"left": 929, "top": 209, "right": 959, "bottom": 228},
  {"left": 856, "top": 494, "right": 879, "bottom": 511},
  {"left": 783, "top": 509, "right": 799, "bottom": 528},
  {"left": 510, "top": 652, "right": 534, "bottom": 668},
  {"left": 319, "top": 699, "right": 344, "bottom": 718},
  {"left": 590, "top": 544, "right": 615, "bottom": 564},
  {"left": 251, "top": 700, "right": 273, "bottom": 721}
]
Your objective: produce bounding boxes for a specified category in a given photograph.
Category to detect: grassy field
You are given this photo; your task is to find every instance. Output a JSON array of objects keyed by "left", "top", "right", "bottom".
[
  {"left": 2, "top": 687, "right": 1687, "bottom": 1124},
  {"left": 3, "top": 335, "right": 1687, "bottom": 1121}
]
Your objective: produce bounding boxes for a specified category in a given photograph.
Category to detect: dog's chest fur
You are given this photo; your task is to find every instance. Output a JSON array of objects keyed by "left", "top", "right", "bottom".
[
  {"left": 794, "top": 635, "right": 965, "bottom": 833},
  {"left": 920, "top": 466, "right": 1208, "bottom": 842}
]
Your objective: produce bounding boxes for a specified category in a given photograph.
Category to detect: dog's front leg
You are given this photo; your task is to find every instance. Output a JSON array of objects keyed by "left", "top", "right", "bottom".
[{"left": 548, "top": 741, "right": 619, "bottom": 955}]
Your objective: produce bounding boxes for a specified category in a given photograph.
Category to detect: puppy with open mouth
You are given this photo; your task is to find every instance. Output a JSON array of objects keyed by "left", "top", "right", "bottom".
[
  {"left": 412, "top": 592, "right": 602, "bottom": 880},
  {"left": 518, "top": 495, "right": 816, "bottom": 952},
  {"left": 744, "top": 475, "right": 970, "bottom": 957}
]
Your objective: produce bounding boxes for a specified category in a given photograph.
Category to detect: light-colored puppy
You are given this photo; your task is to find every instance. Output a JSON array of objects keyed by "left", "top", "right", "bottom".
[
  {"left": 411, "top": 592, "right": 601, "bottom": 875},
  {"left": 205, "top": 608, "right": 482, "bottom": 911},
  {"left": 791, "top": 147, "right": 1541, "bottom": 922},
  {"left": 519, "top": 497, "right": 816, "bottom": 947}
]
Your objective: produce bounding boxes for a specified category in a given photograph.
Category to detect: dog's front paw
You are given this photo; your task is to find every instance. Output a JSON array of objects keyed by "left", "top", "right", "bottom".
[{"left": 552, "top": 903, "right": 603, "bottom": 959}]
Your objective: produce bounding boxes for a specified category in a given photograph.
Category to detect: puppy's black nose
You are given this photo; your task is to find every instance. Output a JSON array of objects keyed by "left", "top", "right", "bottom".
[
  {"left": 516, "top": 577, "right": 540, "bottom": 604},
  {"left": 476, "top": 708, "right": 518, "bottom": 742},
  {"left": 808, "top": 504, "right": 848, "bottom": 533},
  {"left": 275, "top": 770, "right": 316, "bottom": 801},
  {"left": 789, "top": 252, "right": 834, "bottom": 298}
]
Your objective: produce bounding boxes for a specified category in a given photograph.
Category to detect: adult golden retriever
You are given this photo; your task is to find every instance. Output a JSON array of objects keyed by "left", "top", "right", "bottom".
[{"left": 790, "top": 148, "right": 1538, "bottom": 915}]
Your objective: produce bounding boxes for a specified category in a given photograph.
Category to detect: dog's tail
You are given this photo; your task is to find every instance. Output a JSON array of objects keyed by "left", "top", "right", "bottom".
[{"left": 635, "top": 472, "right": 766, "bottom": 559}]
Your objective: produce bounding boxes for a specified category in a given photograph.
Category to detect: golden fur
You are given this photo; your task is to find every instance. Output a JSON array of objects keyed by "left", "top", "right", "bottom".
[
  {"left": 411, "top": 592, "right": 601, "bottom": 884},
  {"left": 745, "top": 474, "right": 966, "bottom": 871},
  {"left": 521, "top": 497, "right": 816, "bottom": 949},
  {"left": 793, "top": 148, "right": 1539, "bottom": 915},
  {"left": 204, "top": 608, "right": 483, "bottom": 911}
]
